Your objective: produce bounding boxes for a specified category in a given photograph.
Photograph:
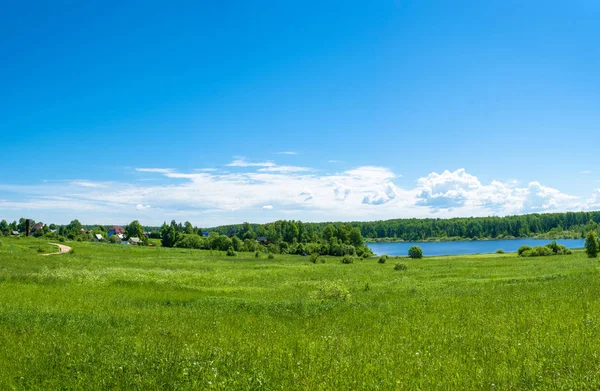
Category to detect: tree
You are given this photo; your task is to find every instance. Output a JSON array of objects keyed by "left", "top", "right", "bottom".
[
  {"left": 348, "top": 227, "right": 364, "bottom": 247},
  {"left": 17, "top": 218, "right": 28, "bottom": 233},
  {"left": 125, "top": 220, "right": 145, "bottom": 239},
  {"left": 0, "top": 220, "right": 8, "bottom": 236},
  {"left": 184, "top": 221, "right": 195, "bottom": 235},
  {"left": 408, "top": 246, "right": 423, "bottom": 259},
  {"left": 239, "top": 222, "right": 256, "bottom": 240},
  {"left": 585, "top": 231, "right": 599, "bottom": 258},
  {"left": 66, "top": 219, "right": 83, "bottom": 233},
  {"left": 161, "top": 221, "right": 181, "bottom": 248},
  {"left": 231, "top": 236, "right": 243, "bottom": 251}
]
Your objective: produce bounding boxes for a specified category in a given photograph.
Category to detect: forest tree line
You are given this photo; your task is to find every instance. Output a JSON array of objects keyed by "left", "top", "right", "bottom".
[{"left": 205, "top": 211, "right": 600, "bottom": 242}]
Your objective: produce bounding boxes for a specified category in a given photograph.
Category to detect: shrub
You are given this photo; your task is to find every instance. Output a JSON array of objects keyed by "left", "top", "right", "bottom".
[
  {"left": 521, "top": 246, "right": 553, "bottom": 257},
  {"left": 378, "top": 254, "right": 389, "bottom": 264},
  {"left": 341, "top": 255, "right": 354, "bottom": 264},
  {"left": 226, "top": 246, "right": 236, "bottom": 256},
  {"left": 254, "top": 251, "right": 260, "bottom": 258},
  {"left": 37, "top": 247, "right": 45, "bottom": 253},
  {"left": 361, "top": 252, "right": 370, "bottom": 259},
  {"left": 521, "top": 250, "right": 533, "bottom": 257},
  {"left": 68, "top": 249, "right": 75, "bottom": 255},
  {"left": 496, "top": 249, "right": 505, "bottom": 254},
  {"left": 532, "top": 246, "right": 552, "bottom": 257},
  {"left": 545, "top": 242, "right": 572, "bottom": 255},
  {"left": 585, "top": 231, "right": 599, "bottom": 258},
  {"left": 268, "top": 253, "right": 275, "bottom": 260},
  {"left": 518, "top": 245, "right": 532, "bottom": 256},
  {"left": 314, "top": 281, "right": 351, "bottom": 302},
  {"left": 546, "top": 240, "right": 560, "bottom": 254},
  {"left": 408, "top": 246, "right": 423, "bottom": 259},
  {"left": 394, "top": 263, "right": 408, "bottom": 271},
  {"left": 310, "top": 252, "right": 320, "bottom": 264}
]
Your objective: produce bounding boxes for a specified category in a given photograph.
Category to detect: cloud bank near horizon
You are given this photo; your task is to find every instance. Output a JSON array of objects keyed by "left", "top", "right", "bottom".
[{"left": 0, "top": 158, "right": 596, "bottom": 226}]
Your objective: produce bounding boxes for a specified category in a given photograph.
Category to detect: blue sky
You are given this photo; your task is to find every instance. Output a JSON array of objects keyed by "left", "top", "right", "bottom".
[{"left": 1, "top": 1, "right": 599, "bottom": 225}]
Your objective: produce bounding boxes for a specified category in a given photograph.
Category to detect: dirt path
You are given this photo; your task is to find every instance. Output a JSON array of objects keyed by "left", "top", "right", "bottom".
[{"left": 42, "top": 243, "right": 72, "bottom": 256}]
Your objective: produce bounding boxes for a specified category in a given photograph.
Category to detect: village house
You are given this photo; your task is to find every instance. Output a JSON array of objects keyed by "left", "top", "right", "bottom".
[
  {"left": 31, "top": 223, "right": 45, "bottom": 232},
  {"left": 108, "top": 226, "right": 126, "bottom": 237},
  {"left": 256, "top": 236, "right": 269, "bottom": 245}
]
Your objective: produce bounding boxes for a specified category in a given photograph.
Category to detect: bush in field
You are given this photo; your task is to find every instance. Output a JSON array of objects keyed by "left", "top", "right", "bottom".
[
  {"left": 226, "top": 246, "right": 236, "bottom": 256},
  {"left": 521, "top": 246, "right": 551, "bottom": 257},
  {"left": 394, "top": 262, "right": 408, "bottom": 271},
  {"left": 314, "top": 281, "right": 351, "bottom": 302},
  {"left": 518, "top": 245, "right": 532, "bottom": 256},
  {"left": 585, "top": 231, "right": 599, "bottom": 258},
  {"left": 341, "top": 255, "right": 354, "bottom": 264},
  {"left": 496, "top": 249, "right": 505, "bottom": 254},
  {"left": 532, "top": 246, "right": 552, "bottom": 257},
  {"left": 545, "top": 241, "right": 572, "bottom": 255},
  {"left": 254, "top": 251, "right": 260, "bottom": 258},
  {"left": 408, "top": 246, "right": 423, "bottom": 259},
  {"left": 310, "top": 252, "right": 320, "bottom": 264},
  {"left": 176, "top": 234, "right": 205, "bottom": 249},
  {"left": 378, "top": 254, "right": 389, "bottom": 264},
  {"left": 37, "top": 247, "right": 45, "bottom": 253},
  {"left": 356, "top": 246, "right": 373, "bottom": 258},
  {"left": 268, "top": 253, "right": 275, "bottom": 260}
]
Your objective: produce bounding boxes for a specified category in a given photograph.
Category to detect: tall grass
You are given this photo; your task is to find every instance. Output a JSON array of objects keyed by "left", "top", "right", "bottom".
[{"left": 0, "top": 237, "right": 599, "bottom": 389}]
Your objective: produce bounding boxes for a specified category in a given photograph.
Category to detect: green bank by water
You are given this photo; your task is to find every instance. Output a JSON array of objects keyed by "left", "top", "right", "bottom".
[{"left": 1, "top": 237, "right": 600, "bottom": 390}]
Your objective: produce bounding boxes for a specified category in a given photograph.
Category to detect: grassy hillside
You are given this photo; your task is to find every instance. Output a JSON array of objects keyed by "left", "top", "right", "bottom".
[{"left": 1, "top": 237, "right": 599, "bottom": 389}]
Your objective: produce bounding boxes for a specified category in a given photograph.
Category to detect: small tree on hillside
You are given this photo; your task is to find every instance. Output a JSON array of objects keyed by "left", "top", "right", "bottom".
[
  {"left": 585, "top": 231, "right": 599, "bottom": 258},
  {"left": 408, "top": 246, "right": 423, "bottom": 259}
]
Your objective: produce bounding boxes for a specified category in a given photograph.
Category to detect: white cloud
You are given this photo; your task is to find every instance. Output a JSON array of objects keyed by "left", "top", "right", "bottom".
[
  {"left": 581, "top": 170, "right": 593, "bottom": 175},
  {"left": 275, "top": 151, "right": 297, "bottom": 155},
  {"left": 334, "top": 184, "right": 352, "bottom": 200},
  {"left": 226, "top": 157, "right": 275, "bottom": 168},
  {"left": 70, "top": 180, "right": 108, "bottom": 188},
  {"left": 588, "top": 190, "right": 600, "bottom": 208},
  {"left": 415, "top": 168, "right": 580, "bottom": 214},
  {"left": 0, "top": 164, "right": 594, "bottom": 226},
  {"left": 258, "top": 165, "right": 312, "bottom": 173},
  {"left": 136, "top": 168, "right": 175, "bottom": 174},
  {"left": 416, "top": 169, "right": 480, "bottom": 209}
]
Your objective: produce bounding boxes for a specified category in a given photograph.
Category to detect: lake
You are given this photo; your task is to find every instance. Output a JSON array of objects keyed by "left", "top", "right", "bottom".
[{"left": 367, "top": 238, "right": 585, "bottom": 257}]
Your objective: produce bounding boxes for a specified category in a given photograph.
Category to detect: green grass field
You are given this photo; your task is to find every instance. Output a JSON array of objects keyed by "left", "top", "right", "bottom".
[{"left": 1, "top": 237, "right": 599, "bottom": 390}]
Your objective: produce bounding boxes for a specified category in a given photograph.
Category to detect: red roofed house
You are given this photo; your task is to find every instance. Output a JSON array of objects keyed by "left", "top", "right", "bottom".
[{"left": 108, "top": 226, "right": 126, "bottom": 237}]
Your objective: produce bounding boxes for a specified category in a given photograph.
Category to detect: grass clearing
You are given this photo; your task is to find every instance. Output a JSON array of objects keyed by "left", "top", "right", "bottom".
[{"left": 1, "top": 237, "right": 600, "bottom": 389}]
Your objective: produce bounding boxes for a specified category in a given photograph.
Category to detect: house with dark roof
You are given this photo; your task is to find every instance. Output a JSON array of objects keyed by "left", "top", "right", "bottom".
[
  {"left": 256, "top": 236, "right": 269, "bottom": 244},
  {"left": 31, "top": 223, "right": 45, "bottom": 231}
]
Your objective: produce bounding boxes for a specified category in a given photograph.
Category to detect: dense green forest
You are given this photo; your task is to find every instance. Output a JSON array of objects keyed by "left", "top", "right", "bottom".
[{"left": 207, "top": 211, "right": 600, "bottom": 242}]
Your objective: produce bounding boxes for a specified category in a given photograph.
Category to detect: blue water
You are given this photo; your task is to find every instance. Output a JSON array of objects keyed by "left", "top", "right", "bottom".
[{"left": 367, "top": 239, "right": 585, "bottom": 257}]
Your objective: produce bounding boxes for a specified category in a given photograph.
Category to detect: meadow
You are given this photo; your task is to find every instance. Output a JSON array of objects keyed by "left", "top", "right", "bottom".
[{"left": 0, "top": 237, "right": 599, "bottom": 390}]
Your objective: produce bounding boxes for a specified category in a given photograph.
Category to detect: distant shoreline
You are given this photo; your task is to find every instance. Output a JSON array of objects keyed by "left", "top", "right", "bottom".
[{"left": 364, "top": 235, "right": 584, "bottom": 243}]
